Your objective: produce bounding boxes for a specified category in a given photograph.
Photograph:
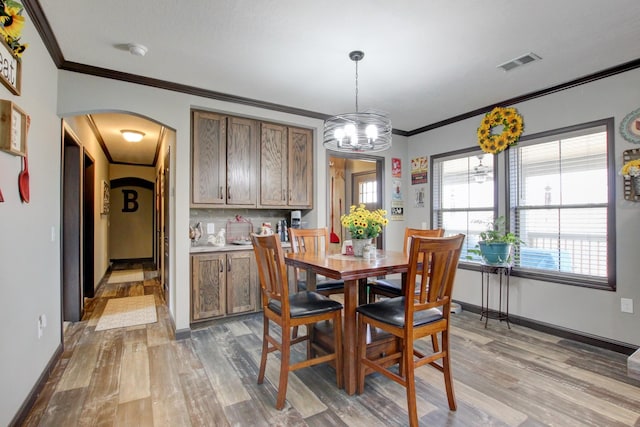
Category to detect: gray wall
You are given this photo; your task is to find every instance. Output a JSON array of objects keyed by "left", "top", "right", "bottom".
[{"left": 407, "top": 67, "right": 640, "bottom": 347}]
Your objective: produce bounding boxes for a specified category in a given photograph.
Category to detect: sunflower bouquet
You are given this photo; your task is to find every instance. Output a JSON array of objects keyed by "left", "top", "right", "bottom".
[
  {"left": 620, "top": 159, "right": 640, "bottom": 178},
  {"left": 340, "top": 204, "right": 388, "bottom": 239},
  {"left": 0, "top": 0, "right": 27, "bottom": 58},
  {"left": 477, "top": 107, "right": 524, "bottom": 155}
]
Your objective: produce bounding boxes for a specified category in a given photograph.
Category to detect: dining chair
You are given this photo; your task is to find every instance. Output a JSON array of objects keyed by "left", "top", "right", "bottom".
[
  {"left": 366, "top": 227, "right": 444, "bottom": 303},
  {"left": 288, "top": 227, "right": 345, "bottom": 296},
  {"left": 288, "top": 227, "right": 345, "bottom": 339},
  {"left": 356, "top": 234, "right": 465, "bottom": 427},
  {"left": 251, "top": 233, "right": 343, "bottom": 410}
]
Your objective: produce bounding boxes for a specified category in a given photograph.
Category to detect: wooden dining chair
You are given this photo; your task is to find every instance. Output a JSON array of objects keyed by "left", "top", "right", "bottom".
[
  {"left": 366, "top": 227, "right": 444, "bottom": 303},
  {"left": 288, "top": 227, "right": 345, "bottom": 296},
  {"left": 251, "top": 233, "right": 343, "bottom": 410},
  {"left": 356, "top": 234, "right": 465, "bottom": 427}
]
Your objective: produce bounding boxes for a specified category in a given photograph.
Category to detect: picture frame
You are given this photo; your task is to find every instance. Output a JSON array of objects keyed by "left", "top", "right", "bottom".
[
  {"left": 622, "top": 148, "right": 640, "bottom": 202},
  {"left": 0, "top": 100, "right": 27, "bottom": 156},
  {"left": 101, "top": 180, "right": 110, "bottom": 214},
  {"left": 0, "top": 37, "right": 21, "bottom": 96}
]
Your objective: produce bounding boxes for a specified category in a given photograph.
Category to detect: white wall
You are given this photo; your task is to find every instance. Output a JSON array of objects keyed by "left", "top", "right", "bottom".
[
  {"left": 0, "top": 18, "right": 62, "bottom": 426},
  {"left": 407, "top": 67, "right": 640, "bottom": 346}
]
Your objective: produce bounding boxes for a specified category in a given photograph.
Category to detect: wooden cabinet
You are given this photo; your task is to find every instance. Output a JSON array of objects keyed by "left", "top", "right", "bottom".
[
  {"left": 191, "top": 250, "right": 259, "bottom": 322},
  {"left": 191, "top": 111, "right": 258, "bottom": 207},
  {"left": 191, "top": 252, "right": 226, "bottom": 320},
  {"left": 260, "top": 124, "right": 313, "bottom": 209}
]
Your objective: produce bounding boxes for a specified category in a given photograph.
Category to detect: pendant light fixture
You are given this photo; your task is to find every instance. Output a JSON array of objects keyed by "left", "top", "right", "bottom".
[
  {"left": 473, "top": 155, "right": 490, "bottom": 183},
  {"left": 323, "top": 50, "right": 392, "bottom": 153}
]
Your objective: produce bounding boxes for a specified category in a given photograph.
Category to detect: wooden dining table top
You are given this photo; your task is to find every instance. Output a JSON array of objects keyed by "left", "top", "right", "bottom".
[
  {"left": 284, "top": 249, "right": 408, "bottom": 395},
  {"left": 284, "top": 250, "right": 409, "bottom": 280}
]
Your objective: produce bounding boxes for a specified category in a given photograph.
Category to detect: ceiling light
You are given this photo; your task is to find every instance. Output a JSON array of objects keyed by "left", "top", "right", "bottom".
[
  {"left": 121, "top": 130, "right": 145, "bottom": 142},
  {"left": 128, "top": 43, "right": 148, "bottom": 57},
  {"left": 323, "top": 51, "right": 392, "bottom": 153}
]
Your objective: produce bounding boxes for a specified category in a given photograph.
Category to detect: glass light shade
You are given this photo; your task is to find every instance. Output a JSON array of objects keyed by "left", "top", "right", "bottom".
[
  {"left": 323, "top": 111, "right": 392, "bottom": 153},
  {"left": 121, "top": 130, "right": 145, "bottom": 142}
]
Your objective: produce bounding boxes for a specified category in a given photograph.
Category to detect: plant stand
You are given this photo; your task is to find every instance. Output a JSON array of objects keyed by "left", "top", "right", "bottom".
[{"left": 480, "top": 263, "right": 511, "bottom": 329}]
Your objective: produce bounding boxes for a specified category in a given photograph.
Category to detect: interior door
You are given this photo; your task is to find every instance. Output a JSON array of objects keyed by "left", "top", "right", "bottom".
[
  {"left": 163, "top": 146, "right": 170, "bottom": 303},
  {"left": 82, "top": 150, "right": 95, "bottom": 298},
  {"left": 329, "top": 155, "right": 384, "bottom": 249},
  {"left": 62, "top": 132, "right": 83, "bottom": 321}
]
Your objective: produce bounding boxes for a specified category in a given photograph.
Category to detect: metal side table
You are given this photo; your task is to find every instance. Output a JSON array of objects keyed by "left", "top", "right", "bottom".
[{"left": 480, "top": 262, "right": 512, "bottom": 328}]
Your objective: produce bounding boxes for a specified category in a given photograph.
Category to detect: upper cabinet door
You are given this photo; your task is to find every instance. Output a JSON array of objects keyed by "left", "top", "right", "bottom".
[
  {"left": 288, "top": 127, "right": 313, "bottom": 208},
  {"left": 260, "top": 123, "right": 288, "bottom": 207},
  {"left": 192, "top": 111, "right": 226, "bottom": 205},
  {"left": 227, "top": 117, "right": 258, "bottom": 206}
]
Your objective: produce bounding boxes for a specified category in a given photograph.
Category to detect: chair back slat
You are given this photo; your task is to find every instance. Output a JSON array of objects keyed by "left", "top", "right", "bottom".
[
  {"left": 289, "top": 227, "right": 330, "bottom": 283},
  {"left": 405, "top": 234, "right": 465, "bottom": 320},
  {"left": 251, "top": 233, "right": 288, "bottom": 309},
  {"left": 289, "top": 227, "right": 330, "bottom": 254},
  {"left": 404, "top": 228, "right": 444, "bottom": 270}
]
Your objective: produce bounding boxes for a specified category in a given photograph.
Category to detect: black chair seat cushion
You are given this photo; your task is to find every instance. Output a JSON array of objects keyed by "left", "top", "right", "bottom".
[
  {"left": 368, "top": 278, "right": 402, "bottom": 295},
  {"left": 268, "top": 291, "right": 343, "bottom": 318},
  {"left": 356, "top": 297, "right": 443, "bottom": 327},
  {"left": 298, "top": 279, "right": 345, "bottom": 292}
]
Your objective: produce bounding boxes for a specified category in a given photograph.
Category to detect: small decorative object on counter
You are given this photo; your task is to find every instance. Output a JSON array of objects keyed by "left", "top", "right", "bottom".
[
  {"left": 209, "top": 228, "right": 225, "bottom": 247},
  {"left": 260, "top": 222, "right": 273, "bottom": 235}
]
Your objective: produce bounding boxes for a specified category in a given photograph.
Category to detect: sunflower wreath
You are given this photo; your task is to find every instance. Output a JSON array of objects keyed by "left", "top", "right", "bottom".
[{"left": 476, "top": 107, "right": 524, "bottom": 155}]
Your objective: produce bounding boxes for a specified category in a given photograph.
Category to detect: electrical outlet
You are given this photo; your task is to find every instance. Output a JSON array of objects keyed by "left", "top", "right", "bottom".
[
  {"left": 207, "top": 223, "right": 215, "bottom": 234},
  {"left": 621, "top": 298, "right": 634, "bottom": 314}
]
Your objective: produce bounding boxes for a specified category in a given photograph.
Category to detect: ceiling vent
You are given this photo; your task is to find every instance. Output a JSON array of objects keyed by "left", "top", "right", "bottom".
[{"left": 497, "top": 52, "right": 541, "bottom": 72}]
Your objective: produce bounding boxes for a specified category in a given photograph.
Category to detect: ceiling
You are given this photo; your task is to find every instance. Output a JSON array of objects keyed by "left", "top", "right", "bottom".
[{"left": 29, "top": 0, "right": 640, "bottom": 166}]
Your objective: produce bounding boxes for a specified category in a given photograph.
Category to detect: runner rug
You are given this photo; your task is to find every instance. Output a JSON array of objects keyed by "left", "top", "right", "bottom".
[
  {"left": 107, "top": 269, "right": 144, "bottom": 284},
  {"left": 95, "top": 295, "right": 157, "bottom": 331}
]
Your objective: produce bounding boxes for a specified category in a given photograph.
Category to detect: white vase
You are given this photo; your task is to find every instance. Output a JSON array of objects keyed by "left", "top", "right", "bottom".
[{"left": 351, "top": 238, "right": 372, "bottom": 257}]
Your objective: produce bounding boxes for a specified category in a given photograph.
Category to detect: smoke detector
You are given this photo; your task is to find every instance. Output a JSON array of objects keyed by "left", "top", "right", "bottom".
[{"left": 128, "top": 43, "right": 148, "bottom": 57}]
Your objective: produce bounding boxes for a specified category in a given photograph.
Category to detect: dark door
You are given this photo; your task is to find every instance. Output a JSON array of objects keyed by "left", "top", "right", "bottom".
[
  {"left": 163, "top": 146, "right": 170, "bottom": 302},
  {"left": 83, "top": 151, "right": 95, "bottom": 298},
  {"left": 62, "top": 132, "right": 82, "bottom": 321}
]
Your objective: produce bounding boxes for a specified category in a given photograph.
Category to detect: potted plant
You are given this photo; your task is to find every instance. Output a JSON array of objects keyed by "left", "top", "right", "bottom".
[
  {"left": 468, "top": 216, "right": 523, "bottom": 265},
  {"left": 340, "top": 204, "right": 388, "bottom": 256}
]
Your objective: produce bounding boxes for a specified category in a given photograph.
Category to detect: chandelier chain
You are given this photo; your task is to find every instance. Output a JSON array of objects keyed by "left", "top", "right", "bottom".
[{"left": 354, "top": 58, "right": 359, "bottom": 112}]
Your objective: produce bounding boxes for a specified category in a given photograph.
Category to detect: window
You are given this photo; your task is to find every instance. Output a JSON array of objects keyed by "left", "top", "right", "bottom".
[
  {"left": 432, "top": 149, "right": 496, "bottom": 260},
  {"left": 508, "top": 119, "right": 615, "bottom": 290}
]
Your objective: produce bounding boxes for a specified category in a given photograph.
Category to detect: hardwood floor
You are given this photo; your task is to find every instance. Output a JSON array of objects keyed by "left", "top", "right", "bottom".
[{"left": 21, "top": 263, "right": 640, "bottom": 426}]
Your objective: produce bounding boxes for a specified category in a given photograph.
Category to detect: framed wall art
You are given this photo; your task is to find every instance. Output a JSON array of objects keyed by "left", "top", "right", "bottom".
[
  {"left": 101, "top": 180, "right": 110, "bottom": 214},
  {"left": 0, "top": 100, "right": 27, "bottom": 156}
]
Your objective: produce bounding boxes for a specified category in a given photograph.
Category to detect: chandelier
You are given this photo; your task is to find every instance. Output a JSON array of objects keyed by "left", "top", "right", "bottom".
[{"left": 323, "top": 51, "right": 392, "bottom": 153}]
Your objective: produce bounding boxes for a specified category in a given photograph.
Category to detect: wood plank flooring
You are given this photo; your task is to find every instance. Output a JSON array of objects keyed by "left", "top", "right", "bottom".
[{"left": 21, "top": 262, "right": 640, "bottom": 426}]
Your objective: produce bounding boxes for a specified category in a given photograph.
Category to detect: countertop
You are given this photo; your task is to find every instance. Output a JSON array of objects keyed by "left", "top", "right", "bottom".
[{"left": 190, "top": 241, "right": 292, "bottom": 253}]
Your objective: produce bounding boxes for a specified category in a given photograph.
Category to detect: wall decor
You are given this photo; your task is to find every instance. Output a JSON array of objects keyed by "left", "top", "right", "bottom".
[
  {"left": 101, "top": 180, "right": 110, "bottom": 214},
  {"left": 0, "top": 38, "right": 20, "bottom": 95},
  {"left": 620, "top": 108, "right": 640, "bottom": 144},
  {"left": 0, "top": 99, "right": 27, "bottom": 156},
  {"left": 621, "top": 148, "right": 640, "bottom": 202},
  {"left": 477, "top": 107, "right": 524, "bottom": 154}
]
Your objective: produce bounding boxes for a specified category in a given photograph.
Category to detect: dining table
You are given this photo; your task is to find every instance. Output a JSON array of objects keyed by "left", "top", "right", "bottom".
[{"left": 284, "top": 249, "right": 409, "bottom": 395}]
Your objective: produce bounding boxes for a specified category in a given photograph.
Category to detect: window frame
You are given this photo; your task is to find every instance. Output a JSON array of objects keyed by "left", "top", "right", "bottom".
[
  {"left": 506, "top": 118, "right": 616, "bottom": 291},
  {"left": 430, "top": 146, "right": 498, "bottom": 266}
]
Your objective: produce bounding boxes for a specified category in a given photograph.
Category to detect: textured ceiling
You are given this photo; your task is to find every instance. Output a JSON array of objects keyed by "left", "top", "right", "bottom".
[{"left": 31, "top": 0, "right": 640, "bottom": 164}]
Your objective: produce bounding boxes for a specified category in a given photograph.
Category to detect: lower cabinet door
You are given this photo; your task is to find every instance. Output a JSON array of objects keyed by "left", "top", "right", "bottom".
[
  {"left": 226, "top": 251, "right": 258, "bottom": 314},
  {"left": 191, "top": 253, "right": 226, "bottom": 321}
]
